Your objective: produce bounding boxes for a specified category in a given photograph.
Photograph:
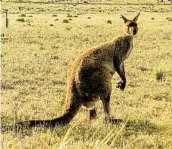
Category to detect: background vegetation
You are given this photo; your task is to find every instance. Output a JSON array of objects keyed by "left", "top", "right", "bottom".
[
  {"left": 2, "top": 0, "right": 158, "bottom": 5},
  {"left": 1, "top": 1, "right": 172, "bottom": 149}
]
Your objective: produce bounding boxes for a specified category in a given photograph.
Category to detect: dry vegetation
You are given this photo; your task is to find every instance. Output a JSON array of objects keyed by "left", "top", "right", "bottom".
[{"left": 1, "top": 1, "right": 172, "bottom": 149}]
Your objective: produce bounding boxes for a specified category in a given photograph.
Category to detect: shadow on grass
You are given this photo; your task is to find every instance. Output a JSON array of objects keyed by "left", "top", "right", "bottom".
[
  {"left": 125, "top": 120, "right": 160, "bottom": 134},
  {"left": 2, "top": 118, "right": 168, "bottom": 137},
  {"left": 1, "top": 121, "right": 69, "bottom": 138}
]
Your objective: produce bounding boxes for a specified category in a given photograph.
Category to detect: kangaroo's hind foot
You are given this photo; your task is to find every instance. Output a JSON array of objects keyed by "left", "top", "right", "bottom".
[{"left": 102, "top": 96, "right": 123, "bottom": 125}]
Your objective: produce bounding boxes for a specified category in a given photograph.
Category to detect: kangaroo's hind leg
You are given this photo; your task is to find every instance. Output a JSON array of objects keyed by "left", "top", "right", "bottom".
[{"left": 102, "top": 96, "right": 123, "bottom": 124}]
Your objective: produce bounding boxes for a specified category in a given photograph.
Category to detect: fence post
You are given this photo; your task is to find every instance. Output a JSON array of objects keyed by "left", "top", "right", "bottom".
[{"left": 5, "top": 9, "right": 8, "bottom": 28}]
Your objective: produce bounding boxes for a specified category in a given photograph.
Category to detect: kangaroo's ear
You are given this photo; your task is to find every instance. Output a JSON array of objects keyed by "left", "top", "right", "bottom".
[
  {"left": 121, "top": 15, "right": 128, "bottom": 23},
  {"left": 133, "top": 13, "right": 140, "bottom": 22}
]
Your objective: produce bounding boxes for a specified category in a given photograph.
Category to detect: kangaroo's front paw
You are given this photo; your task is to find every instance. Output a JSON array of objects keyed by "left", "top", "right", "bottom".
[{"left": 116, "top": 81, "right": 126, "bottom": 91}]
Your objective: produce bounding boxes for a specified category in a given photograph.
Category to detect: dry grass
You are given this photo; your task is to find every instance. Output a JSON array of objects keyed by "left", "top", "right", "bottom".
[{"left": 1, "top": 2, "right": 172, "bottom": 149}]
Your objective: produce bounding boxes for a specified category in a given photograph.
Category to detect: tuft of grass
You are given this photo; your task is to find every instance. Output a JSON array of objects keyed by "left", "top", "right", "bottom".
[
  {"left": 52, "top": 56, "right": 59, "bottom": 60},
  {"left": 83, "top": 1, "right": 89, "bottom": 4},
  {"left": 107, "top": 20, "right": 112, "bottom": 24},
  {"left": 150, "top": 92, "right": 168, "bottom": 101},
  {"left": 154, "top": 69, "right": 165, "bottom": 81},
  {"left": 52, "top": 14, "right": 57, "bottom": 17},
  {"left": 67, "top": 14, "right": 72, "bottom": 17},
  {"left": 166, "top": 17, "right": 172, "bottom": 21},
  {"left": 66, "top": 27, "right": 71, "bottom": 31},
  {"left": 168, "top": 18, "right": 172, "bottom": 21},
  {"left": 20, "top": 14, "right": 26, "bottom": 17},
  {"left": 1, "top": 33, "right": 5, "bottom": 37},
  {"left": 1, "top": 83, "right": 14, "bottom": 90},
  {"left": 16, "top": 18, "right": 25, "bottom": 22},
  {"left": 138, "top": 66, "right": 149, "bottom": 71},
  {"left": 63, "top": 19, "right": 69, "bottom": 23}
]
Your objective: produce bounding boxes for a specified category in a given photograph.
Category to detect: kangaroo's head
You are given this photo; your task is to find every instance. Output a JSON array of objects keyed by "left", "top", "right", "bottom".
[{"left": 121, "top": 13, "right": 140, "bottom": 36}]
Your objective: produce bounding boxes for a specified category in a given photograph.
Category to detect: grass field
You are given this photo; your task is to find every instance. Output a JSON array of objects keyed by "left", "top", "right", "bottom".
[{"left": 1, "top": 2, "right": 172, "bottom": 149}]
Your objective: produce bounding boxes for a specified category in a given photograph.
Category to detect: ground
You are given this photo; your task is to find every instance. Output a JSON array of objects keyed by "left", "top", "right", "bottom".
[{"left": 1, "top": 2, "right": 172, "bottom": 149}]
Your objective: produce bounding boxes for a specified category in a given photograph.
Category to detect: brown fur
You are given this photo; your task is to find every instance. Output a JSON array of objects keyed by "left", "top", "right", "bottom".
[{"left": 15, "top": 13, "right": 140, "bottom": 128}]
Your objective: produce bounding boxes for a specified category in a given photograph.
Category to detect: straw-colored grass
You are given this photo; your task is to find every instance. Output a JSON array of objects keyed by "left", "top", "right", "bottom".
[{"left": 1, "top": 2, "right": 172, "bottom": 149}]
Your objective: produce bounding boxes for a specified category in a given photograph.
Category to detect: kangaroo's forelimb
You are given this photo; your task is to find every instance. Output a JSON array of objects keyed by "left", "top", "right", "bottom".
[{"left": 114, "top": 58, "right": 126, "bottom": 91}]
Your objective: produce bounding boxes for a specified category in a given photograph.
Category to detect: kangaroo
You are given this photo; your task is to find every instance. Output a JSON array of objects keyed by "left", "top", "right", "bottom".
[{"left": 16, "top": 13, "right": 140, "bottom": 128}]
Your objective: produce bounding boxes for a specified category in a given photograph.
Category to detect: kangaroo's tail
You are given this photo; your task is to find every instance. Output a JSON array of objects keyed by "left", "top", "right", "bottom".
[
  {"left": 15, "top": 100, "right": 80, "bottom": 129},
  {"left": 15, "top": 81, "right": 81, "bottom": 129}
]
